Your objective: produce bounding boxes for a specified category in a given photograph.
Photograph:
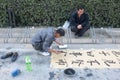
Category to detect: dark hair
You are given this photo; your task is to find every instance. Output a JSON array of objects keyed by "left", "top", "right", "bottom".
[
  {"left": 56, "top": 28, "right": 65, "bottom": 36},
  {"left": 77, "top": 5, "right": 85, "bottom": 10}
]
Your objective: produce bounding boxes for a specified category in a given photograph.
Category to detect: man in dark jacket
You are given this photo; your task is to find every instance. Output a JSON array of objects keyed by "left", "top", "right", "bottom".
[
  {"left": 69, "top": 6, "right": 90, "bottom": 37},
  {"left": 31, "top": 28, "right": 65, "bottom": 56}
]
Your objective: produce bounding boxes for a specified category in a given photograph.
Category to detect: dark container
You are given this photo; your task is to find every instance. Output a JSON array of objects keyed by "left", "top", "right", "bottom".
[{"left": 64, "top": 68, "right": 76, "bottom": 77}]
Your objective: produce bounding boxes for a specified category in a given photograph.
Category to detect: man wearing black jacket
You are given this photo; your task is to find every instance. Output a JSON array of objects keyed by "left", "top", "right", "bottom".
[{"left": 69, "top": 6, "right": 90, "bottom": 37}]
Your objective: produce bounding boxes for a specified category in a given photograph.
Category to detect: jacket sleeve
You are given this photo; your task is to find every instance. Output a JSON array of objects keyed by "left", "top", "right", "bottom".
[
  {"left": 42, "top": 35, "right": 54, "bottom": 52},
  {"left": 69, "top": 12, "right": 79, "bottom": 27},
  {"left": 81, "top": 14, "right": 89, "bottom": 27}
]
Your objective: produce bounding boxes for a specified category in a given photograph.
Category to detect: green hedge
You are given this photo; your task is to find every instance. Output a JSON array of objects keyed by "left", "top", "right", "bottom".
[{"left": 0, "top": 0, "right": 120, "bottom": 27}]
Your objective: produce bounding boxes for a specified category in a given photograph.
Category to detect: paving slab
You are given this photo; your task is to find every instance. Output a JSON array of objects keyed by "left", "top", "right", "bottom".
[{"left": 0, "top": 43, "right": 120, "bottom": 80}]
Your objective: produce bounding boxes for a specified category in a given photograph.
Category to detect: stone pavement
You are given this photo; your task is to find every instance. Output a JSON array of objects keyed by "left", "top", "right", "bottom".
[
  {"left": 0, "top": 27, "right": 120, "bottom": 80},
  {"left": 0, "top": 43, "right": 120, "bottom": 80}
]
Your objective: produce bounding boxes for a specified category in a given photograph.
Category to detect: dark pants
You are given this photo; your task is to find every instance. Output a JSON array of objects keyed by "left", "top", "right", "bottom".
[
  {"left": 32, "top": 43, "right": 43, "bottom": 51},
  {"left": 71, "top": 26, "right": 90, "bottom": 37}
]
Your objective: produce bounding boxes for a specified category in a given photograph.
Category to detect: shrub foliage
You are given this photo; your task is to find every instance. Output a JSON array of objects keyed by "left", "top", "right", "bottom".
[{"left": 0, "top": 0, "right": 120, "bottom": 27}]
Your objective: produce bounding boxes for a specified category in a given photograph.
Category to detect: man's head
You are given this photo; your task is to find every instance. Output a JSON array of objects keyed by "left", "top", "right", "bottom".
[
  {"left": 55, "top": 28, "right": 65, "bottom": 38},
  {"left": 77, "top": 5, "right": 85, "bottom": 15}
]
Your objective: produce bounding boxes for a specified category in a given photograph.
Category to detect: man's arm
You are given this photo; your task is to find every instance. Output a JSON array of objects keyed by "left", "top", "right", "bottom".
[
  {"left": 54, "top": 40, "right": 63, "bottom": 45},
  {"left": 48, "top": 49, "right": 61, "bottom": 54},
  {"left": 69, "top": 12, "right": 79, "bottom": 27},
  {"left": 81, "top": 14, "right": 89, "bottom": 27},
  {"left": 42, "top": 36, "right": 61, "bottom": 54}
]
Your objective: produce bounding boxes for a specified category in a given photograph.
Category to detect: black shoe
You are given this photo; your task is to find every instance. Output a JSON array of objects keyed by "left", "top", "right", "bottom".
[
  {"left": 1, "top": 52, "right": 13, "bottom": 59},
  {"left": 11, "top": 52, "right": 18, "bottom": 62}
]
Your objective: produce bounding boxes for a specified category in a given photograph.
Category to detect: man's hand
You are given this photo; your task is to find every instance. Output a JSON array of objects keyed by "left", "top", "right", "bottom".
[
  {"left": 48, "top": 49, "right": 61, "bottom": 54},
  {"left": 77, "top": 25, "right": 82, "bottom": 29},
  {"left": 54, "top": 50, "right": 61, "bottom": 54}
]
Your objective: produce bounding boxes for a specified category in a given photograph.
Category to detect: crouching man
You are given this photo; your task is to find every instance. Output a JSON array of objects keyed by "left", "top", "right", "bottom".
[
  {"left": 69, "top": 5, "right": 90, "bottom": 37},
  {"left": 31, "top": 27, "right": 65, "bottom": 56}
]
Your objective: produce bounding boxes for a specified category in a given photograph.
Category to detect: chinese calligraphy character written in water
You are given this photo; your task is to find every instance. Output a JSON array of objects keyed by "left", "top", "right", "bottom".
[{"left": 51, "top": 49, "right": 120, "bottom": 68}]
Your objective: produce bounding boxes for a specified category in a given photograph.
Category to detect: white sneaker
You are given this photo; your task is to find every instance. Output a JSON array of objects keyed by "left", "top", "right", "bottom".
[{"left": 37, "top": 52, "right": 50, "bottom": 56}]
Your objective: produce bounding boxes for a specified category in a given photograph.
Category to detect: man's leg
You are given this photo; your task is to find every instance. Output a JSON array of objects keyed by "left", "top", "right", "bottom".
[
  {"left": 71, "top": 26, "right": 79, "bottom": 35},
  {"left": 32, "top": 43, "right": 43, "bottom": 51},
  {"left": 32, "top": 43, "right": 50, "bottom": 56},
  {"left": 77, "top": 27, "right": 90, "bottom": 37}
]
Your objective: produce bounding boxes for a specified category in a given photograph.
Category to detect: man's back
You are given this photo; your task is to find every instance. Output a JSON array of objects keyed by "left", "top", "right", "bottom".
[{"left": 31, "top": 27, "right": 55, "bottom": 45}]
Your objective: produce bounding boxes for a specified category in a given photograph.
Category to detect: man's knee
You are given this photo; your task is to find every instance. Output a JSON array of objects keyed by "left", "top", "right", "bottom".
[
  {"left": 32, "top": 44, "right": 43, "bottom": 51},
  {"left": 78, "top": 27, "right": 89, "bottom": 36},
  {"left": 71, "top": 26, "right": 78, "bottom": 32},
  {"left": 78, "top": 32, "right": 84, "bottom": 37},
  {"left": 32, "top": 44, "right": 38, "bottom": 50}
]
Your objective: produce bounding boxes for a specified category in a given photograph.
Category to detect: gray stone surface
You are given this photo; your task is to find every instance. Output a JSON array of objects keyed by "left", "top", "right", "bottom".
[
  {"left": 0, "top": 43, "right": 120, "bottom": 80},
  {"left": 0, "top": 27, "right": 120, "bottom": 80}
]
